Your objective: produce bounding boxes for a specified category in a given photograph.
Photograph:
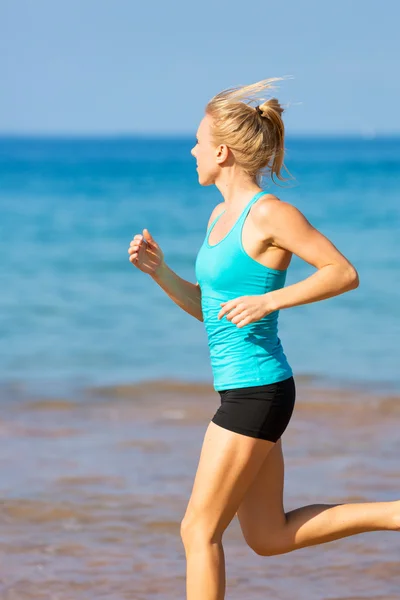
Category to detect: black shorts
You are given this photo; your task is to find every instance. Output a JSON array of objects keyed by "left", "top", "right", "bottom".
[{"left": 211, "top": 376, "right": 296, "bottom": 443}]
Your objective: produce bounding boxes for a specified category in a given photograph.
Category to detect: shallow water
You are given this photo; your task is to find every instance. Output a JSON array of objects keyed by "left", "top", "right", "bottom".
[{"left": 0, "top": 379, "right": 399, "bottom": 599}]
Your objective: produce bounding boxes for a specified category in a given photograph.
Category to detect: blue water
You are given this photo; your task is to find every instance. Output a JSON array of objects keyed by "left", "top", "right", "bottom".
[{"left": 1, "top": 136, "right": 399, "bottom": 394}]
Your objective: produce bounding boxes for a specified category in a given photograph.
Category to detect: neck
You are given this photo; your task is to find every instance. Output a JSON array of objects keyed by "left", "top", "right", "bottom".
[{"left": 214, "top": 168, "right": 262, "bottom": 210}]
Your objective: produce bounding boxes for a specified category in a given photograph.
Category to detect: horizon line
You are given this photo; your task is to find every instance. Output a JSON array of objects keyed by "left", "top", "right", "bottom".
[{"left": 0, "top": 131, "right": 399, "bottom": 141}]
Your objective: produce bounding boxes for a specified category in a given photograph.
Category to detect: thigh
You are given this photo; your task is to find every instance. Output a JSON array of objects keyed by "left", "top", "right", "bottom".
[
  {"left": 182, "top": 421, "right": 275, "bottom": 538},
  {"left": 236, "top": 437, "right": 286, "bottom": 545}
]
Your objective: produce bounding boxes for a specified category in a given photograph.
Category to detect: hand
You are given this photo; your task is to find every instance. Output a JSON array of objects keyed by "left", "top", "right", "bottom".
[
  {"left": 218, "top": 294, "right": 276, "bottom": 328},
  {"left": 128, "top": 229, "right": 164, "bottom": 275}
]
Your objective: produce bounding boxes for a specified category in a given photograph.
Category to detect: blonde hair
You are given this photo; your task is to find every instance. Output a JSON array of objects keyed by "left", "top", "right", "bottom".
[{"left": 206, "top": 78, "right": 289, "bottom": 184}]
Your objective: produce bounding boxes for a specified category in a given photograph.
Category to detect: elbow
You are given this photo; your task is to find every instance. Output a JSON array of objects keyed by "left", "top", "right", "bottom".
[
  {"left": 344, "top": 265, "right": 359, "bottom": 291},
  {"left": 195, "top": 309, "right": 204, "bottom": 322}
]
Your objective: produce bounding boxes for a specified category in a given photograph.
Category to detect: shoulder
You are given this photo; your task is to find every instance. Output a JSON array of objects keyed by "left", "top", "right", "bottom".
[
  {"left": 207, "top": 202, "right": 225, "bottom": 229},
  {"left": 253, "top": 194, "right": 309, "bottom": 233},
  {"left": 254, "top": 193, "right": 302, "bottom": 220}
]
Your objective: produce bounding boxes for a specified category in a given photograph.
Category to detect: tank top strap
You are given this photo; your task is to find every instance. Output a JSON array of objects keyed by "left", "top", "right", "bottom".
[
  {"left": 206, "top": 212, "right": 224, "bottom": 233},
  {"left": 205, "top": 190, "right": 268, "bottom": 245},
  {"left": 235, "top": 190, "right": 268, "bottom": 228}
]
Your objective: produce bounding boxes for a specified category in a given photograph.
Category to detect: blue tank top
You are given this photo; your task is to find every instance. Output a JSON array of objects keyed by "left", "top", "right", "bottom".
[{"left": 195, "top": 191, "right": 292, "bottom": 391}]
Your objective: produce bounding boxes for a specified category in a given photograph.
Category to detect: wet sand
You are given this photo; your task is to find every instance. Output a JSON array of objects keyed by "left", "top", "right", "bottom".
[{"left": 0, "top": 378, "right": 399, "bottom": 599}]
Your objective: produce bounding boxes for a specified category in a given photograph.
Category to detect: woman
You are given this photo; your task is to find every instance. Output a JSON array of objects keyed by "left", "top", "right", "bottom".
[{"left": 128, "top": 79, "right": 399, "bottom": 600}]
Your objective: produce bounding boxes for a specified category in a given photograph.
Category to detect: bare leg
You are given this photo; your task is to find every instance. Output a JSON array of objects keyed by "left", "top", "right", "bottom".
[
  {"left": 181, "top": 422, "right": 275, "bottom": 599},
  {"left": 183, "top": 535, "right": 226, "bottom": 600},
  {"left": 237, "top": 439, "right": 400, "bottom": 556},
  {"left": 279, "top": 500, "right": 398, "bottom": 553}
]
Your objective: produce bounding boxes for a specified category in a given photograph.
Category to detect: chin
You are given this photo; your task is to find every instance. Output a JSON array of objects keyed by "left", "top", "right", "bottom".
[{"left": 198, "top": 172, "right": 214, "bottom": 187}]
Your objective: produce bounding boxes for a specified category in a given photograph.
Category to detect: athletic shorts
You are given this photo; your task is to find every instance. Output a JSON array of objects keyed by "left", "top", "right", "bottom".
[{"left": 211, "top": 376, "right": 296, "bottom": 443}]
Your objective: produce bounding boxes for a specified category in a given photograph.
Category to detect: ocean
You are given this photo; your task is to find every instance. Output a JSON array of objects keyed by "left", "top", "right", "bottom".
[{"left": 1, "top": 135, "right": 399, "bottom": 394}]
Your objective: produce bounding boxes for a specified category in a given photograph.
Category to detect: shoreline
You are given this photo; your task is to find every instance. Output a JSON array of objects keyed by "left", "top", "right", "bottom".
[{"left": 1, "top": 371, "right": 399, "bottom": 408}]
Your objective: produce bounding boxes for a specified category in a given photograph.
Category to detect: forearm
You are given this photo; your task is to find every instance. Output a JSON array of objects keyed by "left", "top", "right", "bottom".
[
  {"left": 151, "top": 262, "right": 203, "bottom": 321},
  {"left": 269, "top": 264, "right": 359, "bottom": 311}
]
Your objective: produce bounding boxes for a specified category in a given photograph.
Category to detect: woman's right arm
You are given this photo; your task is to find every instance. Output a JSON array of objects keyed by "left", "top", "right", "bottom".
[
  {"left": 151, "top": 261, "right": 203, "bottom": 321},
  {"left": 128, "top": 203, "right": 224, "bottom": 322}
]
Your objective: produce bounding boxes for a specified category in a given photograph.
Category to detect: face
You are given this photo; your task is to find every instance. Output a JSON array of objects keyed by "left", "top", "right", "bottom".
[{"left": 191, "top": 114, "right": 226, "bottom": 186}]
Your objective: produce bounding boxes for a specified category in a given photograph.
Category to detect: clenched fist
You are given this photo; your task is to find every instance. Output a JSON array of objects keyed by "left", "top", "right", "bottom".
[{"left": 128, "top": 229, "right": 164, "bottom": 275}]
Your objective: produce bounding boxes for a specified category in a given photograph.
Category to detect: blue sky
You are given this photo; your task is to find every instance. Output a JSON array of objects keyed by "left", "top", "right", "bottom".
[{"left": 1, "top": 0, "right": 399, "bottom": 136}]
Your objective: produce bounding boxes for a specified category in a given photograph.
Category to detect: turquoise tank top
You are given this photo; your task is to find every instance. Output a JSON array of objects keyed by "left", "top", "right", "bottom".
[{"left": 195, "top": 191, "right": 293, "bottom": 391}]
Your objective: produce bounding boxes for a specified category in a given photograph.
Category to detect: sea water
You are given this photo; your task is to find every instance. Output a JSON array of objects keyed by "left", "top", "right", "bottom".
[{"left": 1, "top": 135, "right": 399, "bottom": 394}]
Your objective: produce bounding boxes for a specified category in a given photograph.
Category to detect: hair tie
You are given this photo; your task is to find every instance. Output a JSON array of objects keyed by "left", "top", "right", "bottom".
[{"left": 255, "top": 105, "right": 263, "bottom": 117}]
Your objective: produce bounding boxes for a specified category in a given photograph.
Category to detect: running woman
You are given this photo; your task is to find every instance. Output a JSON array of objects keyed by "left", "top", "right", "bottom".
[{"left": 128, "top": 79, "right": 400, "bottom": 600}]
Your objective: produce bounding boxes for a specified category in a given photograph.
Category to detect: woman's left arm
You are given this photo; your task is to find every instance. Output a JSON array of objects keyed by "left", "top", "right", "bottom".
[
  {"left": 218, "top": 199, "right": 359, "bottom": 326},
  {"left": 263, "top": 199, "right": 359, "bottom": 311}
]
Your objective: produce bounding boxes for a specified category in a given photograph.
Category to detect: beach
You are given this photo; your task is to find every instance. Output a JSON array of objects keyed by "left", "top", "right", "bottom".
[{"left": 0, "top": 377, "right": 399, "bottom": 599}]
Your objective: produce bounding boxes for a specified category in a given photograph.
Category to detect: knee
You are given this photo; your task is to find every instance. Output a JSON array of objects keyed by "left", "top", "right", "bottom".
[
  {"left": 252, "top": 545, "right": 286, "bottom": 557},
  {"left": 245, "top": 533, "right": 291, "bottom": 557},
  {"left": 180, "top": 514, "right": 194, "bottom": 546},
  {"left": 390, "top": 503, "right": 400, "bottom": 532},
  {"left": 180, "top": 513, "right": 222, "bottom": 550}
]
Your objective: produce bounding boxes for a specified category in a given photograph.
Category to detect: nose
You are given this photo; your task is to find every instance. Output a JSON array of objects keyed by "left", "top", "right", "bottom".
[{"left": 191, "top": 146, "right": 196, "bottom": 157}]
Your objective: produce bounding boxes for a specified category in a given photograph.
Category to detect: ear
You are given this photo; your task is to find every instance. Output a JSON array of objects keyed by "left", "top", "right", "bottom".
[{"left": 215, "top": 144, "right": 229, "bottom": 165}]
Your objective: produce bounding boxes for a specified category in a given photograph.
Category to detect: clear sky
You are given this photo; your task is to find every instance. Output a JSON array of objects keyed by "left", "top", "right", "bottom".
[{"left": 1, "top": 0, "right": 399, "bottom": 136}]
